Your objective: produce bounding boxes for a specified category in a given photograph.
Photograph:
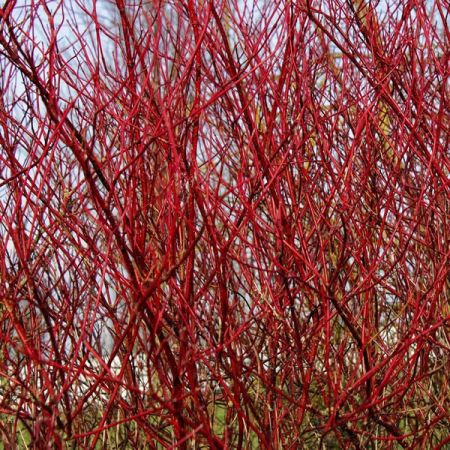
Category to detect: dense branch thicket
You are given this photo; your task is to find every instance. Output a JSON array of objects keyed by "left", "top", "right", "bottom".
[{"left": 0, "top": 0, "right": 449, "bottom": 448}]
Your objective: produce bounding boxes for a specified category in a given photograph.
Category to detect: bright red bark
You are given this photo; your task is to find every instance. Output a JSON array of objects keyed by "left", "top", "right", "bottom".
[{"left": 0, "top": 0, "right": 449, "bottom": 448}]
